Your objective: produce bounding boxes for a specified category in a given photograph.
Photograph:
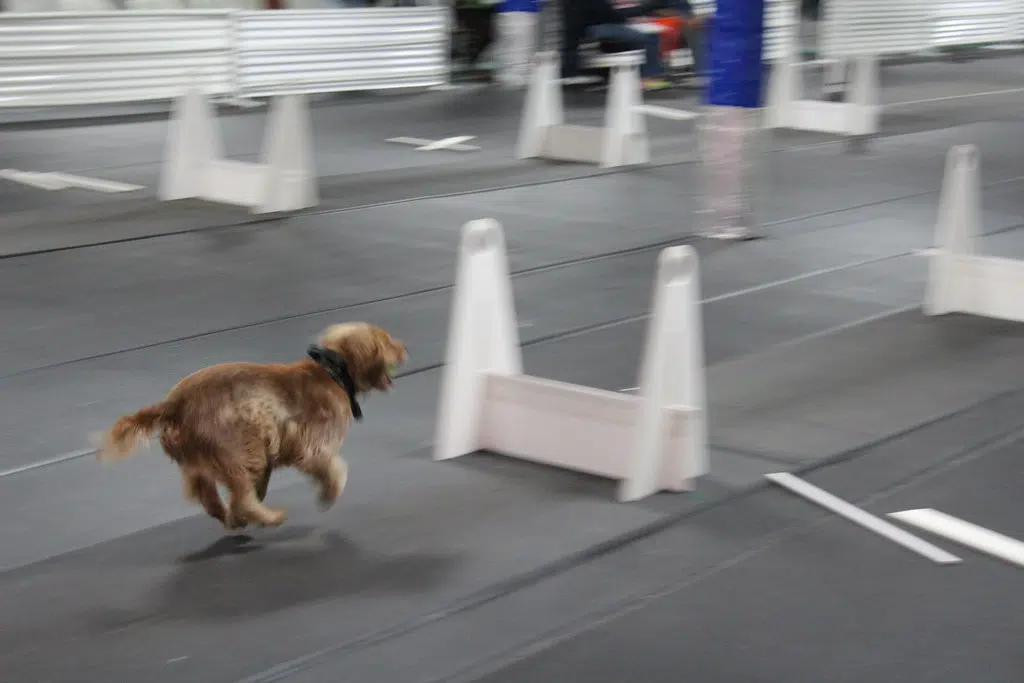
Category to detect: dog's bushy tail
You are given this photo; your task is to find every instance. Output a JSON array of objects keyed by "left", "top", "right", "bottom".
[{"left": 95, "top": 402, "right": 167, "bottom": 463}]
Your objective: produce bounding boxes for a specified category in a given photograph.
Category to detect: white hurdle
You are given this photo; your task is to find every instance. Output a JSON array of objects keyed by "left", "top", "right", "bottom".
[
  {"left": 517, "top": 50, "right": 648, "bottom": 168},
  {"left": 159, "top": 86, "right": 317, "bottom": 214},
  {"left": 516, "top": 51, "right": 698, "bottom": 169},
  {"left": 433, "top": 218, "right": 707, "bottom": 502},
  {"left": 924, "top": 144, "right": 1024, "bottom": 322},
  {"left": 764, "top": 55, "right": 880, "bottom": 137}
]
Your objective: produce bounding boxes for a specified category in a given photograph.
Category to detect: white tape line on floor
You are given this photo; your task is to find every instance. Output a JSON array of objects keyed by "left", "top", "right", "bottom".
[
  {"left": 0, "top": 169, "right": 144, "bottom": 193},
  {"left": 890, "top": 508, "right": 1024, "bottom": 569},
  {"left": 766, "top": 472, "right": 962, "bottom": 565},
  {"left": 386, "top": 136, "right": 481, "bottom": 152}
]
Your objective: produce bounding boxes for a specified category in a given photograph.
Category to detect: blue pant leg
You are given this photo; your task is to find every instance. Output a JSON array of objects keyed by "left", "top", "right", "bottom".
[{"left": 588, "top": 23, "right": 663, "bottom": 78}]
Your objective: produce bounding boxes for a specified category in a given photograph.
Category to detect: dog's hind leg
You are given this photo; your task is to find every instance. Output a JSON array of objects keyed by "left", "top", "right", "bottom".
[
  {"left": 225, "top": 470, "right": 287, "bottom": 528},
  {"left": 183, "top": 471, "right": 232, "bottom": 528}
]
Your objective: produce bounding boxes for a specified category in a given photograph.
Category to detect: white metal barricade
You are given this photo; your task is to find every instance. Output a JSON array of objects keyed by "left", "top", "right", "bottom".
[
  {"left": 763, "top": 0, "right": 800, "bottom": 61},
  {"left": 932, "top": 0, "right": 1018, "bottom": 48},
  {"left": 0, "top": 11, "right": 234, "bottom": 107},
  {"left": 234, "top": 8, "right": 449, "bottom": 98},
  {"left": 434, "top": 218, "right": 707, "bottom": 502}
]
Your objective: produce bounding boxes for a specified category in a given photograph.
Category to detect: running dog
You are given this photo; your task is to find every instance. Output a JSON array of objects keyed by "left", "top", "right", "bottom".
[{"left": 95, "top": 322, "right": 407, "bottom": 530}]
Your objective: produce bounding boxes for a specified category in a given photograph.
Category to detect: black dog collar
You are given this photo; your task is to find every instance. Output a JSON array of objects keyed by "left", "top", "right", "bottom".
[{"left": 307, "top": 344, "right": 363, "bottom": 421}]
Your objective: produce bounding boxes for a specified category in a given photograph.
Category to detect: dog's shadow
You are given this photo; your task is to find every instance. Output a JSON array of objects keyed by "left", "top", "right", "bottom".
[{"left": 148, "top": 525, "right": 461, "bottom": 622}]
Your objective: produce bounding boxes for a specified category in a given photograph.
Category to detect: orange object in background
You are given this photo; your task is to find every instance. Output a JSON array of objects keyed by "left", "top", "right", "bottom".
[{"left": 648, "top": 16, "right": 683, "bottom": 57}]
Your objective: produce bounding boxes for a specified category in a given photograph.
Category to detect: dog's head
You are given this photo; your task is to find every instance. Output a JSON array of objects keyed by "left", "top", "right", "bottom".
[{"left": 316, "top": 323, "right": 408, "bottom": 393}]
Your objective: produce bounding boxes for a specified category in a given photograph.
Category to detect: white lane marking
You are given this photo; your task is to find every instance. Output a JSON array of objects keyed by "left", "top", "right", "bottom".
[
  {"left": 0, "top": 168, "right": 68, "bottom": 191},
  {"left": 0, "top": 169, "right": 143, "bottom": 193},
  {"left": 766, "top": 472, "right": 962, "bottom": 565},
  {"left": 386, "top": 136, "right": 481, "bottom": 152},
  {"left": 0, "top": 448, "right": 96, "bottom": 479},
  {"left": 890, "top": 508, "right": 1024, "bottom": 569},
  {"left": 886, "top": 86, "right": 1024, "bottom": 109},
  {"left": 44, "top": 172, "right": 144, "bottom": 193}
]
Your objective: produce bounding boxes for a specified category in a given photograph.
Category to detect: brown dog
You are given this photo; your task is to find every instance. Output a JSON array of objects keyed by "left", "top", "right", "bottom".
[{"left": 95, "top": 323, "right": 407, "bottom": 530}]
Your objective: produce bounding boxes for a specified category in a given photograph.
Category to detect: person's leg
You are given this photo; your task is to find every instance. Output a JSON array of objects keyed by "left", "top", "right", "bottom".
[
  {"left": 588, "top": 23, "right": 665, "bottom": 79},
  {"left": 464, "top": 8, "right": 496, "bottom": 67},
  {"left": 500, "top": 11, "right": 538, "bottom": 87}
]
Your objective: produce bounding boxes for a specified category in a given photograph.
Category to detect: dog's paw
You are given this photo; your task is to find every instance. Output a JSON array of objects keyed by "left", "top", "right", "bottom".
[
  {"left": 317, "top": 458, "right": 348, "bottom": 510},
  {"left": 223, "top": 513, "right": 248, "bottom": 531},
  {"left": 261, "top": 508, "right": 287, "bottom": 527},
  {"left": 317, "top": 488, "right": 339, "bottom": 510}
]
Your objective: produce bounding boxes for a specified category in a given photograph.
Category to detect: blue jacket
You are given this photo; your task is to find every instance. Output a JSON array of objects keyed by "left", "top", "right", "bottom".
[{"left": 499, "top": 0, "right": 541, "bottom": 12}]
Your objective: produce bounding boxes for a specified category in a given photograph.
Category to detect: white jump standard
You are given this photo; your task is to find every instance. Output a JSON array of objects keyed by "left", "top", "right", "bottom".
[
  {"left": 516, "top": 51, "right": 698, "bottom": 169},
  {"left": 433, "top": 218, "right": 707, "bottom": 502},
  {"left": 159, "top": 86, "right": 317, "bottom": 214},
  {"left": 924, "top": 144, "right": 1024, "bottom": 323},
  {"left": 765, "top": 55, "right": 880, "bottom": 137},
  {"left": 517, "top": 50, "right": 648, "bottom": 168}
]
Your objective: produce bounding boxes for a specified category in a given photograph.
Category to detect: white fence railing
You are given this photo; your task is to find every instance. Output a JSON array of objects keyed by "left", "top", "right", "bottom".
[
  {"left": 821, "top": 0, "right": 1024, "bottom": 59},
  {"left": 933, "top": 0, "right": 1019, "bottom": 47},
  {"left": 0, "top": 8, "right": 450, "bottom": 108},
  {"left": 0, "top": 11, "right": 234, "bottom": 107},
  {"left": 821, "top": 0, "right": 934, "bottom": 58},
  {"left": 235, "top": 9, "right": 448, "bottom": 98}
]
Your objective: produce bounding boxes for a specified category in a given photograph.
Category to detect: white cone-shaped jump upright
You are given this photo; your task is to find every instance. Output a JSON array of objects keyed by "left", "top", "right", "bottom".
[
  {"left": 160, "top": 85, "right": 223, "bottom": 202},
  {"left": 923, "top": 144, "right": 1024, "bottom": 323},
  {"left": 925, "top": 144, "right": 981, "bottom": 316},
  {"left": 516, "top": 51, "right": 563, "bottom": 160},
  {"left": 434, "top": 219, "right": 524, "bottom": 461},
  {"left": 620, "top": 245, "right": 706, "bottom": 502},
  {"left": 257, "top": 93, "right": 318, "bottom": 214},
  {"left": 601, "top": 58, "right": 649, "bottom": 168},
  {"left": 433, "top": 218, "right": 707, "bottom": 501},
  {"left": 765, "top": 54, "right": 799, "bottom": 129}
]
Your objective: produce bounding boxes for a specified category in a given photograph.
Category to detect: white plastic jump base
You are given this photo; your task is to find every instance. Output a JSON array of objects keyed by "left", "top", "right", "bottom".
[
  {"left": 433, "top": 218, "right": 708, "bottom": 502},
  {"left": 516, "top": 50, "right": 650, "bottom": 169},
  {"left": 159, "top": 86, "right": 317, "bottom": 214},
  {"left": 924, "top": 144, "right": 1024, "bottom": 323},
  {"left": 765, "top": 55, "right": 880, "bottom": 136}
]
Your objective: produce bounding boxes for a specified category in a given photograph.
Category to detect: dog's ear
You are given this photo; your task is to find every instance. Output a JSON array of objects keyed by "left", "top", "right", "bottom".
[
  {"left": 318, "top": 323, "right": 406, "bottom": 392},
  {"left": 330, "top": 332, "right": 380, "bottom": 391}
]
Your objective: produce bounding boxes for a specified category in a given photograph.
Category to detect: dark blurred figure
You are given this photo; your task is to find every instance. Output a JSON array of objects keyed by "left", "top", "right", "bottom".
[{"left": 561, "top": 0, "right": 669, "bottom": 89}]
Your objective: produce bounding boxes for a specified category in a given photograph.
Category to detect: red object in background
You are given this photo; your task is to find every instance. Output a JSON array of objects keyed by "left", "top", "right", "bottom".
[
  {"left": 264, "top": 0, "right": 284, "bottom": 8},
  {"left": 649, "top": 16, "right": 683, "bottom": 57}
]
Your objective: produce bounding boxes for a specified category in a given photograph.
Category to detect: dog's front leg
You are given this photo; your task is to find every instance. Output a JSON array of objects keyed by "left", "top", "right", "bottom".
[
  {"left": 254, "top": 463, "right": 273, "bottom": 502},
  {"left": 296, "top": 453, "right": 348, "bottom": 510}
]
